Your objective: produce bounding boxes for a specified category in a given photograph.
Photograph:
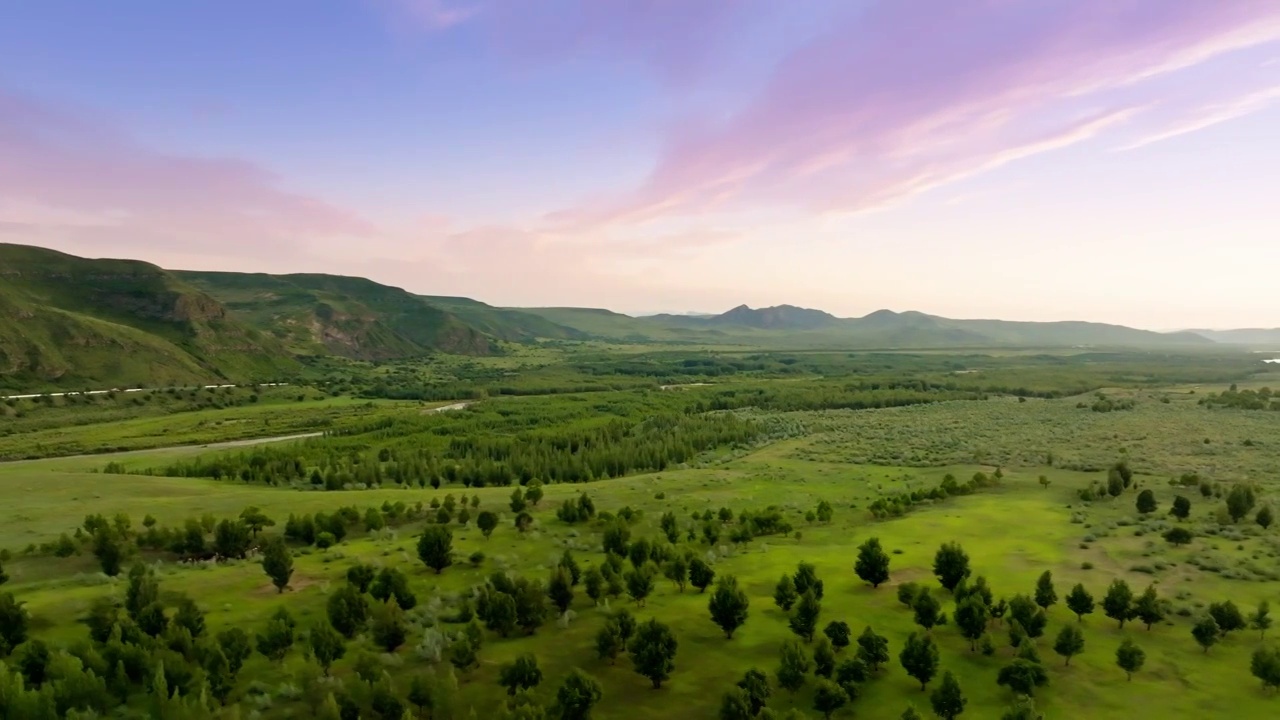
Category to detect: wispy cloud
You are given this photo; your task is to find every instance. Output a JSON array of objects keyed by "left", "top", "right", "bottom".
[
  {"left": 372, "top": 0, "right": 477, "bottom": 31},
  {"left": 1118, "top": 85, "right": 1280, "bottom": 151}
]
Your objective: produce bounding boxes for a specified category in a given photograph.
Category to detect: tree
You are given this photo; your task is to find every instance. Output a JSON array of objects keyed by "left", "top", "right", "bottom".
[
  {"left": 500, "top": 654, "right": 543, "bottom": 696},
  {"left": 0, "top": 560, "right": 7, "bottom": 587},
  {"left": 309, "top": 622, "right": 346, "bottom": 674},
  {"left": 370, "top": 567, "right": 417, "bottom": 611},
  {"left": 930, "top": 671, "right": 966, "bottom": 719},
  {"left": 17, "top": 638, "right": 50, "bottom": 687},
  {"left": 1170, "top": 495, "right": 1191, "bottom": 521},
  {"left": 555, "top": 669, "right": 603, "bottom": 720},
  {"left": 1106, "top": 469, "right": 1124, "bottom": 498},
  {"left": 549, "top": 567, "right": 575, "bottom": 614},
  {"left": 629, "top": 618, "right": 678, "bottom": 689},
  {"left": 913, "top": 588, "right": 941, "bottom": 632},
  {"left": 510, "top": 488, "right": 527, "bottom": 514},
  {"left": 93, "top": 529, "right": 123, "bottom": 576},
  {"left": 1258, "top": 505, "right": 1275, "bottom": 530},
  {"left": 1192, "top": 615, "right": 1219, "bottom": 653},
  {"left": 261, "top": 536, "right": 293, "bottom": 593},
  {"left": 793, "top": 563, "right": 825, "bottom": 599},
  {"left": 1133, "top": 585, "right": 1164, "bottom": 630},
  {"left": 1034, "top": 571, "right": 1057, "bottom": 611},
  {"left": 217, "top": 627, "right": 253, "bottom": 675},
  {"left": 854, "top": 537, "right": 891, "bottom": 588},
  {"left": 663, "top": 556, "right": 688, "bottom": 592},
  {"left": 408, "top": 674, "right": 434, "bottom": 719},
  {"left": 690, "top": 558, "right": 716, "bottom": 593},
  {"left": 327, "top": 584, "right": 369, "bottom": 638},
  {"left": 1102, "top": 580, "right": 1133, "bottom": 628},
  {"left": 1209, "top": 600, "right": 1246, "bottom": 634},
  {"left": 1008, "top": 595, "right": 1047, "bottom": 639},
  {"left": 174, "top": 595, "right": 205, "bottom": 638},
  {"left": 709, "top": 575, "right": 750, "bottom": 639},
  {"left": 775, "top": 575, "right": 799, "bottom": 612},
  {"left": 1250, "top": 647, "right": 1280, "bottom": 691},
  {"left": 737, "top": 668, "right": 771, "bottom": 714},
  {"left": 347, "top": 563, "right": 376, "bottom": 592},
  {"left": 902, "top": 708, "right": 924, "bottom": 720},
  {"left": 790, "top": 590, "right": 822, "bottom": 642},
  {"left": 1053, "top": 625, "right": 1085, "bottom": 666},
  {"left": 954, "top": 596, "right": 990, "bottom": 651},
  {"left": 595, "top": 622, "right": 626, "bottom": 665},
  {"left": 996, "top": 659, "right": 1049, "bottom": 697},
  {"left": 371, "top": 601, "right": 409, "bottom": 652},
  {"left": 478, "top": 511, "right": 499, "bottom": 539},
  {"left": 933, "top": 543, "right": 971, "bottom": 592},
  {"left": 1162, "top": 527, "right": 1193, "bottom": 546},
  {"left": 418, "top": 525, "right": 454, "bottom": 574},
  {"left": 813, "top": 679, "right": 848, "bottom": 719},
  {"left": 719, "top": 689, "right": 754, "bottom": 720},
  {"left": 626, "top": 564, "right": 656, "bottom": 607},
  {"left": 777, "top": 639, "right": 812, "bottom": 693},
  {"left": 1115, "top": 639, "right": 1145, "bottom": 680},
  {"left": 824, "top": 621, "right": 852, "bottom": 651},
  {"left": 856, "top": 626, "right": 890, "bottom": 671},
  {"left": 1227, "top": 484, "right": 1258, "bottom": 523},
  {"left": 256, "top": 607, "right": 296, "bottom": 662},
  {"left": 239, "top": 507, "right": 274, "bottom": 537},
  {"left": 1250, "top": 601, "right": 1272, "bottom": 639},
  {"left": 1135, "top": 489, "right": 1157, "bottom": 515},
  {"left": 525, "top": 481, "right": 545, "bottom": 507},
  {"left": 1065, "top": 584, "right": 1094, "bottom": 622},
  {"left": 899, "top": 632, "right": 940, "bottom": 691}
]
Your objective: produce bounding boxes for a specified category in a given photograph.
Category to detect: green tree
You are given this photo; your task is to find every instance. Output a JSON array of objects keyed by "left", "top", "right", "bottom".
[
  {"left": 1053, "top": 625, "right": 1085, "bottom": 666},
  {"left": 549, "top": 567, "right": 575, "bottom": 614},
  {"left": 813, "top": 637, "right": 836, "bottom": 678},
  {"left": 823, "top": 621, "right": 852, "bottom": 651},
  {"left": 347, "top": 563, "right": 376, "bottom": 592},
  {"left": 663, "top": 556, "right": 688, "bottom": 592},
  {"left": 1133, "top": 584, "right": 1164, "bottom": 630},
  {"left": 510, "top": 488, "right": 527, "bottom": 514},
  {"left": 1034, "top": 571, "right": 1057, "bottom": 610},
  {"left": 933, "top": 542, "right": 971, "bottom": 592},
  {"left": 1102, "top": 579, "right": 1133, "bottom": 628},
  {"left": 239, "top": 507, "right": 274, "bottom": 537},
  {"left": 856, "top": 626, "right": 890, "bottom": 671},
  {"left": 1209, "top": 600, "right": 1246, "bottom": 634},
  {"left": 213, "top": 519, "right": 251, "bottom": 559},
  {"left": 793, "top": 562, "right": 825, "bottom": 599},
  {"left": 0, "top": 560, "right": 7, "bottom": 587},
  {"left": 626, "top": 563, "right": 656, "bottom": 607},
  {"left": 500, "top": 654, "right": 543, "bottom": 696},
  {"left": 408, "top": 674, "right": 434, "bottom": 719},
  {"left": 1133, "top": 489, "right": 1157, "bottom": 515},
  {"left": 719, "top": 689, "right": 754, "bottom": 720},
  {"left": 1115, "top": 639, "right": 1145, "bottom": 680},
  {"left": 660, "top": 512, "right": 680, "bottom": 544},
  {"left": 1227, "top": 484, "right": 1258, "bottom": 523},
  {"left": 954, "top": 596, "right": 990, "bottom": 651},
  {"left": 790, "top": 590, "right": 822, "bottom": 642},
  {"left": 554, "top": 669, "right": 603, "bottom": 720},
  {"left": 899, "top": 632, "right": 940, "bottom": 691},
  {"left": 996, "top": 659, "right": 1049, "bottom": 696},
  {"left": 595, "top": 622, "right": 625, "bottom": 665},
  {"left": 1065, "top": 583, "right": 1094, "bottom": 622},
  {"left": 1008, "top": 595, "right": 1047, "bottom": 639},
  {"left": 689, "top": 558, "right": 716, "bottom": 593},
  {"left": 1250, "top": 601, "right": 1272, "bottom": 639},
  {"left": 418, "top": 525, "right": 454, "bottom": 574},
  {"left": 478, "top": 510, "right": 499, "bottom": 539},
  {"left": 93, "top": 529, "right": 123, "bottom": 577},
  {"left": 1163, "top": 527, "right": 1193, "bottom": 546},
  {"left": 260, "top": 536, "right": 293, "bottom": 593},
  {"left": 256, "top": 607, "right": 296, "bottom": 662},
  {"left": 1170, "top": 495, "right": 1191, "bottom": 521},
  {"left": 854, "top": 537, "right": 891, "bottom": 588},
  {"left": 371, "top": 601, "right": 409, "bottom": 652},
  {"left": 173, "top": 595, "right": 205, "bottom": 637},
  {"left": 1255, "top": 505, "right": 1273, "bottom": 530},
  {"left": 777, "top": 639, "right": 812, "bottom": 693},
  {"left": 326, "top": 583, "right": 369, "bottom": 638},
  {"left": 912, "top": 588, "right": 941, "bottom": 632},
  {"left": 930, "top": 671, "right": 966, "bottom": 719},
  {"left": 709, "top": 575, "right": 750, "bottom": 639},
  {"left": 1250, "top": 647, "right": 1280, "bottom": 691},
  {"left": 370, "top": 567, "right": 417, "bottom": 610},
  {"left": 774, "top": 575, "right": 798, "bottom": 611},
  {"left": 813, "top": 679, "right": 848, "bottom": 719},
  {"left": 217, "top": 627, "right": 252, "bottom": 675},
  {"left": 525, "top": 481, "right": 545, "bottom": 507},
  {"left": 308, "top": 622, "right": 346, "bottom": 674},
  {"left": 737, "top": 668, "right": 771, "bottom": 714},
  {"left": 1192, "top": 615, "right": 1220, "bottom": 653},
  {"left": 629, "top": 618, "right": 678, "bottom": 689}
]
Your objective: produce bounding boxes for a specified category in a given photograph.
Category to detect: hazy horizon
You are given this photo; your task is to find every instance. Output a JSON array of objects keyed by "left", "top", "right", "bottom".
[{"left": 3, "top": 1, "right": 1279, "bottom": 329}]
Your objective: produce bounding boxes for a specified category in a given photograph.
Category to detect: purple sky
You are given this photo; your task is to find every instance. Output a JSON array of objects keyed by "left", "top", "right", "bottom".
[{"left": 2, "top": 0, "right": 1278, "bottom": 328}]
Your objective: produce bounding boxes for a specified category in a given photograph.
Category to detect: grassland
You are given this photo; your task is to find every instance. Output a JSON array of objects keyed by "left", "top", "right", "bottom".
[{"left": 1, "top": 352, "right": 1278, "bottom": 719}]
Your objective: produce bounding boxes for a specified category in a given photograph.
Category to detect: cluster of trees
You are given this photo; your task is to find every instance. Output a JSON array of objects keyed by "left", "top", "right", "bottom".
[
  {"left": 869, "top": 472, "right": 1001, "bottom": 519},
  {"left": 148, "top": 400, "right": 761, "bottom": 489},
  {"left": 1199, "top": 385, "right": 1279, "bottom": 411}
]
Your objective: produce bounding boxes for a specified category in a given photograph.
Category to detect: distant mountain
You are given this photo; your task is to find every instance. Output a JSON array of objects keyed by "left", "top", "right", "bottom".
[
  {"left": 419, "top": 296, "right": 587, "bottom": 343},
  {"left": 177, "top": 272, "right": 494, "bottom": 360},
  {"left": 1185, "top": 328, "right": 1280, "bottom": 346},
  {"left": 0, "top": 244, "right": 297, "bottom": 389}
]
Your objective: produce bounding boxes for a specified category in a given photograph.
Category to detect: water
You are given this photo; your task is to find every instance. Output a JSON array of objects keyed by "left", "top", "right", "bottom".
[{"left": 1266, "top": 358, "right": 1280, "bottom": 364}]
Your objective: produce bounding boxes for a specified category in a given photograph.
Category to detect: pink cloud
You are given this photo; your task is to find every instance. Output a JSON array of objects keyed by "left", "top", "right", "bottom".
[
  {"left": 1117, "top": 84, "right": 1280, "bottom": 150},
  {"left": 373, "top": 0, "right": 477, "bottom": 31},
  {"left": 554, "top": 0, "right": 1280, "bottom": 226},
  {"left": 0, "top": 90, "right": 376, "bottom": 259}
]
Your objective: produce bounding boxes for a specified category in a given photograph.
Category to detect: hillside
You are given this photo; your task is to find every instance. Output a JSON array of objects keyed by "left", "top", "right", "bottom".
[
  {"left": 178, "top": 271, "right": 495, "bottom": 360},
  {"left": 1186, "top": 328, "right": 1280, "bottom": 346},
  {"left": 0, "top": 244, "right": 297, "bottom": 390},
  {"left": 419, "top": 296, "right": 587, "bottom": 342}
]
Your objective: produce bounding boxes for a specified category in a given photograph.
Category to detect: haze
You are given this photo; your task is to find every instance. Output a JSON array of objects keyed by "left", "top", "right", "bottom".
[{"left": 2, "top": 0, "right": 1278, "bottom": 329}]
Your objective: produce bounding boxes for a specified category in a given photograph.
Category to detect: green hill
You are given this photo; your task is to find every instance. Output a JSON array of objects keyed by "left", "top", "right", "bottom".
[
  {"left": 418, "top": 295, "right": 586, "bottom": 342},
  {"left": 0, "top": 244, "right": 297, "bottom": 390},
  {"left": 176, "top": 272, "right": 495, "bottom": 360}
]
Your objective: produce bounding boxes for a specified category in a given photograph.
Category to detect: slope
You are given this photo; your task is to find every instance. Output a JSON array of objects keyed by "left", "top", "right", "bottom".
[{"left": 419, "top": 295, "right": 587, "bottom": 342}]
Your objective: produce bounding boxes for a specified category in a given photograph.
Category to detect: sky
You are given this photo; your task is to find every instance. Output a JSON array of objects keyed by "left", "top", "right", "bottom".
[{"left": 1, "top": 0, "right": 1278, "bottom": 329}]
